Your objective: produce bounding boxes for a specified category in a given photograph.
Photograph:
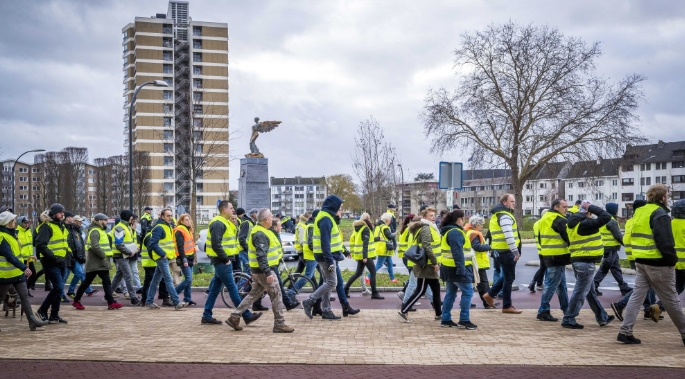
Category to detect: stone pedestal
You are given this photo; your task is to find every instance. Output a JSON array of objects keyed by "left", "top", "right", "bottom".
[{"left": 238, "top": 158, "right": 270, "bottom": 210}]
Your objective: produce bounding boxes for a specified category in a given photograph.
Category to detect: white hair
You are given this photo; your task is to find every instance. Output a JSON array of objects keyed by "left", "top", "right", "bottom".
[
  {"left": 380, "top": 212, "right": 393, "bottom": 223},
  {"left": 257, "top": 208, "right": 272, "bottom": 223},
  {"left": 468, "top": 214, "right": 485, "bottom": 227}
]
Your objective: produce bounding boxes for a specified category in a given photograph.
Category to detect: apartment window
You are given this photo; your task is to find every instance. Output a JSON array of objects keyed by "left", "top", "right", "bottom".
[
  {"left": 594, "top": 180, "right": 604, "bottom": 186},
  {"left": 164, "top": 170, "right": 174, "bottom": 179},
  {"left": 163, "top": 24, "right": 172, "bottom": 34},
  {"left": 551, "top": 182, "right": 556, "bottom": 189},
  {"left": 196, "top": 196, "right": 203, "bottom": 205},
  {"left": 610, "top": 193, "right": 617, "bottom": 200},
  {"left": 163, "top": 37, "right": 172, "bottom": 48},
  {"left": 193, "top": 92, "right": 202, "bottom": 102},
  {"left": 163, "top": 64, "right": 173, "bottom": 74},
  {"left": 193, "top": 65, "right": 202, "bottom": 75},
  {"left": 19, "top": 176, "right": 27, "bottom": 182},
  {"left": 539, "top": 195, "right": 546, "bottom": 202},
  {"left": 19, "top": 194, "right": 28, "bottom": 200},
  {"left": 88, "top": 178, "right": 95, "bottom": 184},
  {"left": 673, "top": 161, "right": 685, "bottom": 169},
  {"left": 525, "top": 195, "right": 532, "bottom": 202},
  {"left": 18, "top": 185, "right": 27, "bottom": 191},
  {"left": 640, "top": 163, "right": 651, "bottom": 171},
  {"left": 32, "top": 168, "right": 40, "bottom": 173},
  {"left": 193, "top": 79, "right": 202, "bottom": 89},
  {"left": 163, "top": 130, "right": 173, "bottom": 139},
  {"left": 673, "top": 175, "right": 685, "bottom": 183},
  {"left": 612, "top": 179, "right": 618, "bottom": 186},
  {"left": 655, "top": 162, "right": 663, "bottom": 170},
  {"left": 524, "top": 209, "right": 532, "bottom": 216},
  {"left": 577, "top": 182, "right": 585, "bottom": 188},
  {"left": 661, "top": 176, "right": 667, "bottom": 184},
  {"left": 568, "top": 182, "right": 573, "bottom": 189},
  {"left": 539, "top": 183, "right": 546, "bottom": 189},
  {"left": 656, "top": 176, "right": 661, "bottom": 184},
  {"left": 163, "top": 104, "right": 172, "bottom": 113},
  {"left": 196, "top": 183, "right": 203, "bottom": 192},
  {"left": 568, "top": 195, "right": 574, "bottom": 202},
  {"left": 164, "top": 156, "right": 173, "bottom": 166},
  {"left": 193, "top": 131, "right": 202, "bottom": 141},
  {"left": 32, "top": 186, "right": 39, "bottom": 191},
  {"left": 163, "top": 90, "right": 173, "bottom": 100},
  {"left": 525, "top": 183, "right": 532, "bottom": 190},
  {"left": 193, "top": 105, "right": 203, "bottom": 114},
  {"left": 33, "top": 194, "right": 40, "bottom": 200},
  {"left": 193, "top": 118, "right": 202, "bottom": 128},
  {"left": 640, "top": 177, "right": 651, "bottom": 185},
  {"left": 622, "top": 193, "right": 634, "bottom": 201},
  {"left": 164, "top": 117, "right": 172, "bottom": 127},
  {"left": 621, "top": 178, "right": 634, "bottom": 186},
  {"left": 624, "top": 164, "right": 634, "bottom": 171},
  {"left": 193, "top": 52, "right": 202, "bottom": 62},
  {"left": 193, "top": 39, "right": 202, "bottom": 49},
  {"left": 673, "top": 191, "right": 685, "bottom": 200},
  {"left": 32, "top": 177, "right": 39, "bottom": 182},
  {"left": 18, "top": 167, "right": 28, "bottom": 173},
  {"left": 594, "top": 193, "right": 602, "bottom": 200},
  {"left": 163, "top": 182, "right": 174, "bottom": 191},
  {"left": 164, "top": 143, "right": 173, "bottom": 153},
  {"left": 193, "top": 26, "right": 202, "bottom": 36},
  {"left": 195, "top": 144, "right": 204, "bottom": 154},
  {"left": 163, "top": 51, "right": 173, "bottom": 61}
]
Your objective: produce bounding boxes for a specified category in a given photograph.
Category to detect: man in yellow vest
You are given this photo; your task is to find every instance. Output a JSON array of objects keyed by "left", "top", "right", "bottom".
[
  {"left": 110, "top": 210, "right": 141, "bottom": 305},
  {"left": 673, "top": 199, "right": 685, "bottom": 295},
  {"left": 16, "top": 216, "right": 36, "bottom": 293},
  {"left": 617, "top": 184, "right": 685, "bottom": 345},
  {"left": 202, "top": 201, "right": 260, "bottom": 325},
  {"left": 226, "top": 208, "right": 294, "bottom": 333},
  {"left": 592, "top": 202, "right": 632, "bottom": 296},
  {"left": 529, "top": 209, "right": 548, "bottom": 293},
  {"left": 567, "top": 200, "right": 581, "bottom": 215},
  {"left": 35, "top": 203, "right": 70, "bottom": 324},
  {"left": 536, "top": 199, "right": 570, "bottom": 322},
  {"left": 483, "top": 194, "right": 522, "bottom": 314},
  {"left": 139, "top": 206, "right": 153, "bottom": 239},
  {"left": 237, "top": 208, "right": 268, "bottom": 311},
  {"left": 561, "top": 200, "right": 613, "bottom": 329},
  {"left": 144, "top": 208, "right": 185, "bottom": 311}
]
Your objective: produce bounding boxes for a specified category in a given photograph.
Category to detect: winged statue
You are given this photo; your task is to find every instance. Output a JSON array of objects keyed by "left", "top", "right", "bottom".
[{"left": 246, "top": 117, "right": 282, "bottom": 158}]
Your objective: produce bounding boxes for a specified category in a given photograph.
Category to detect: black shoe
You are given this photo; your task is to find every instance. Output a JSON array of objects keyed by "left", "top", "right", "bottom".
[
  {"left": 201, "top": 317, "right": 222, "bottom": 325},
  {"left": 35, "top": 310, "right": 48, "bottom": 322},
  {"left": 302, "top": 299, "right": 314, "bottom": 319},
  {"left": 186, "top": 301, "right": 197, "bottom": 306},
  {"left": 537, "top": 312, "right": 558, "bottom": 322},
  {"left": 322, "top": 311, "right": 341, "bottom": 320},
  {"left": 407, "top": 307, "right": 417, "bottom": 312},
  {"left": 595, "top": 290, "right": 603, "bottom": 296},
  {"left": 458, "top": 321, "right": 478, "bottom": 330},
  {"left": 162, "top": 298, "right": 174, "bottom": 307},
  {"left": 244, "top": 312, "right": 263, "bottom": 325},
  {"left": 470, "top": 303, "right": 476, "bottom": 309},
  {"left": 561, "top": 322, "right": 584, "bottom": 329},
  {"left": 115, "top": 288, "right": 123, "bottom": 294},
  {"left": 600, "top": 315, "right": 615, "bottom": 327},
  {"left": 528, "top": 281, "right": 536, "bottom": 293},
  {"left": 342, "top": 302, "right": 360, "bottom": 317},
  {"left": 371, "top": 293, "right": 384, "bottom": 300},
  {"left": 45, "top": 285, "right": 53, "bottom": 292},
  {"left": 329, "top": 296, "right": 336, "bottom": 302},
  {"left": 252, "top": 304, "right": 269, "bottom": 311},
  {"left": 617, "top": 333, "right": 641, "bottom": 344},
  {"left": 285, "top": 301, "right": 301, "bottom": 311},
  {"left": 136, "top": 289, "right": 143, "bottom": 294},
  {"left": 27, "top": 291, "right": 34, "bottom": 298},
  {"left": 620, "top": 288, "right": 632, "bottom": 296},
  {"left": 49, "top": 316, "right": 68, "bottom": 324},
  {"left": 611, "top": 302, "right": 624, "bottom": 322},
  {"left": 441, "top": 320, "right": 459, "bottom": 328},
  {"left": 131, "top": 298, "right": 141, "bottom": 306}
]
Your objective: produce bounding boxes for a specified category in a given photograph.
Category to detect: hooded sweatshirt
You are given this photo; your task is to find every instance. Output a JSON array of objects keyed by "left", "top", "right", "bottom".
[{"left": 314, "top": 195, "right": 343, "bottom": 265}]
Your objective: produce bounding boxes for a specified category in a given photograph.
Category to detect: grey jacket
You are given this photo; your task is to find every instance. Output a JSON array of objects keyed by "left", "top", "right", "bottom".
[{"left": 85, "top": 224, "right": 112, "bottom": 273}]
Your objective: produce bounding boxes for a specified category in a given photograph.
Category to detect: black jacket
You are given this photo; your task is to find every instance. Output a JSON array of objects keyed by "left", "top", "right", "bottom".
[
  {"left": 238, "top": 215, "right": 255, "bottom": 253},
  {"left": 566, "top": 205, "right": 611, "bottom": 263},
  {"left": 635, "top": 202, "right": 677, "bottom": 267},
  {"left": 541, "top": 210, "right": 571, "bottom": 267},
  {"left": 35, "top": 219, "right": 68, "bottom": 268},
  {"left": 66, "top": 223, "right": 86, "bottom": 265},
  {"left": 209, "top": 217, "right": 231, "bottom": 264}
]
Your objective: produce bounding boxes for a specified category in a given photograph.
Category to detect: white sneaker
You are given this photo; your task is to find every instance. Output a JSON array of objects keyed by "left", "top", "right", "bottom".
[
  {"left": 396, "top": 311, "right": 413, "bottom": 323},
  {"left": 362, "top": 289, "right": 372, "bottom": 296}
]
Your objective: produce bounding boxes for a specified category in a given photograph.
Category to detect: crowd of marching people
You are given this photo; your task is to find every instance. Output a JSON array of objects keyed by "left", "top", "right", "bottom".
[{"left": 1, "top": 183, "right": 684, "bottom": 345}]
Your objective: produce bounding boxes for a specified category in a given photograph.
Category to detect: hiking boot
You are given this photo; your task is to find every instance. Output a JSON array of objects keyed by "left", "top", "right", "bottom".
[
  {"left": 528, "top": 281, "right": 536, "bottom": 293},
  {"left": 600, "top": 315, "right": 615, "bottom": 327},
  {"left": 302, "top": 299, "right": 314, "bottom": 319},
  {"left": 174, "top": 302, "right": 186, "bottom": 311},
  {"left": 371, "top": 292, "right": 385, "bottom": 300},
  {"left": 617, "top": 333, "right": 641, "bottom": 344},
  {"left": 561, "top": 322, "right": 584, "bottom": 329},
  {"left": 72, "top": 301, "right": 85, "bottom": 310},
  {"left": 244, "top": 312, "right": 263, "bottom": 325},
  {"left": 162, "top": 298, "right": 174, "bottom": 307},
  {"left": 611, "top": 302, "right": 624, "bottom": 322},
  {"left": 537, "top": 312, "right": 558, "bottom": 322},
  {"left": 252, "top": 303, "right": 269, "bottom": 311},
  {"left": 595, "top": 289, "right": 603, "bottom": 296},
  {"left": 225, "top": 315, "right": 243, "bottom": 331},
  {"left": 322, "top": 311, "right": 341, "bottom": 320},
  {"left": 342, "top": 302, "right": 360, "bottom": 317},
  {"left": 108, "top": 302, "right": 124, "bottom": 310},
  {"left": 648, "top": 304, "right": 661, "bottom": 323},
  {"left": 458, "top": 321, "right": 478, "bottom": 330},
  {"left": 396, "top": 311, "right": 412, "bottom": 323},
  {"left": 441, "top": 320, "right": 459, "bottom": 328},
  {"left": 273, "top": 324, "right": 295, "bottom": 333},
  {"left": 285, "top": 300, "right": 301, "bottom": 311}
]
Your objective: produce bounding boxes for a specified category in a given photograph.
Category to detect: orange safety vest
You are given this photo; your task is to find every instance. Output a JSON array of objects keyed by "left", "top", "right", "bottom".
[{"left": 173, "top": 226, "right": 196, "bottom": 256}]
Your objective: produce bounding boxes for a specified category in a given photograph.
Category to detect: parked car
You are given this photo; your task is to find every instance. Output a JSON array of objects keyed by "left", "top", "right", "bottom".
[{"left": 196, "top": 229, "right": 298, "bottom": 262}]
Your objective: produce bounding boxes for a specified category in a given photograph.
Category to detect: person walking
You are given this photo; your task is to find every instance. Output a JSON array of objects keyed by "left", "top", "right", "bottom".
[
  {"left": 270, "top": 218, "right": 301, "bottom": 311},
  {"left": 109, "top": 210, "right": 141, "bottom": 305},
  {"left": 593, "top": 202, "right": 632, "bottom": 296},
  {"left": 0, "top": 211, "right": 48, "bottom": 331},
  {"left": 369, "top": 213, "right": 397, "bottom": 285},
  {"left": 140, "top": 206, "right": 153, "bottom": 237},
  {"left": 225, "top": 209, "right": 294, "bottom": 333},
  {"left": 16, "top": 216, "right": 37, "bottom": 296},
  {"left": 26, "top": 211, "right": 52, "bottom": 293},
  {"left": 293, "top": 213, "right": 310, "bottom": 275},
  {"left": 202, "top": 201, "right": 259, "bottom": 325},
  {"left": 287, "top": 210, "right": 326, "bottom": 307},
  {"left": 440, "top": 209, "right": 477, "bottom": 329},
  {"left": 617, "top": 184, "right": 685, "bottom": 345},
  {"left": 345, "top": 213, "right": 382, "bottom": 299},
  {"left": 144, "top": 208, "right": 185, "bottom": 311},
  {"left": 401, "top": 210, "right": 437, "bottom": 309},
  {"left": 139, "top": 230, "right": 168, "bottom": 306},
  {"left": 529, "top": 210, "right": 548, "bottom": 293},
  {"left": 66, "top": 215, "right": 95, "bottom": 298},
  {"left": 465, "top": 215, "right": 495, "bottom": 309},
  {"left": 561, "top": 200, "right": 613, "bottom": 329},
  {"left": 173, "top": 214, "right": 196, "bottom": 306},
  {"left": 237, "top": 208, "right": 268, "bottom": 312},
  {"left": 127, "top": 215, "right": 142, "bottom": 295},
  {"left": 71, "top": 214, "right": 123, "bottom": 311},
  {"left": 673, "top": 199, "right": 685, "bottom": 296},
  {"left": 483, "top": 194, "right": 522, "bottom": 314},
  {"left": 536, "top": 199, "right": 570, "bottom": 322},
  {"left": 396, "top": 214, "right": 415, "bottom": 301}
]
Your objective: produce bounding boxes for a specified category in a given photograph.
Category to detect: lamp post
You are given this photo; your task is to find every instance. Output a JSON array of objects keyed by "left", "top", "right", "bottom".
[
  {"left": 128, "top": 80, "right": 169, "bottom": 212},
  {"left": 397, "top": 163, "right": 405, "bottom": 217},
  {"left": 638, "top": 155, "right": 656, "bottom": 200},
  {"left": 12, "top": 149, "right": 46, "bottom": 212}
]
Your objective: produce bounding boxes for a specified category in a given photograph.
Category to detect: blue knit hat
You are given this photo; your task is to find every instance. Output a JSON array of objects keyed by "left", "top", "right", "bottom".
[{"left": 605, "top": 202, "right": 618, "bottom": 216}]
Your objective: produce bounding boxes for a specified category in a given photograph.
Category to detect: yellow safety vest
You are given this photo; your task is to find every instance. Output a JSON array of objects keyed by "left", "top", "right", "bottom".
[
  {"left": 441, "top": 227, "right": 472, "bottom": 267},
  {"left": 140, "top": 213, "right": 152, "bottom": 223},
  {"left": 374, "top": 223, "right": 393, "bottom": 256},
  {"left": 150, "top": 223, "right": 175, "bottom": 261},
  {"left": 206, "top": 216, "right": 238, "bottom": 257},
  {"left": 248, "top": 224, "right": 281, "bottom": 268},
  {"left": 538, "top": 211, "right": 569, "bottom": 256},
  {"left": 600, "top": 217, "right": 621, "bottom": 248},
  {"left": 86, "top": 227, "right": 113, "bottom": 257},
  {"left": 45, "top": 223, "right": 69, "bottom": 258},
  {"left": 533, "top": 219, "right": 542, "bottom": 251},
  {"left": 0, "top": 231, "right": 24, "bottom": 279},
  {"left": 141, "top": 233, "right": 156, "bottom": 267},
  {"left": 567, "top": 222, "right": 603, "bottom": 259},
  {"left": 404, "top": 230, "right": 417, "bottom": 268},
  {"left": 313, "top": 212, "right": 343, "bottom": 254},
  {"left": 17, "top": 225, "right": 33, "bottom": 260},
  {"left": 428, "top": 226, "right": 441, "bottom": 263},
  {"left": 468, "top": 229, "right": 490, "bottom": 269},
  {"left": 397, "top": 228, "right": 410, "bottom": 259},
  {"left": 350, "top": 225, "right": 377, "bottom": 260},
  {"left": 672, "top": 218, "right": 685, "bottom": 270},
  {"left": 631, "top": 203, "right": 662, "bottom": 260},
  {"left": 294, "top": 222, "right": 306, "bottom": 252},
  {"left": 489, "top": 211, "right": 520, "bottom": 251},
  {"left": 568, "top": 206, "right": 579, "bottom": 214},
  {"left": 303, "top": 224, "right": 315, "bottom": 260},
  {"left": 624, "top": 218, "right": 635, "bottom": 261}
]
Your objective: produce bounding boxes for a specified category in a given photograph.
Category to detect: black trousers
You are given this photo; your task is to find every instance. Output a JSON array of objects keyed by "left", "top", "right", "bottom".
[
  {"left": 27, "top": 267, "right": 51, "bottom": 290},
  {"left": 345, "top": 259, "right": 377, "bottom": 293},
  {"left": 532, "top": 254, "right": 546, "bottom": 286},
  {"left": 476, "top": 268, "right": 491, "bottom": 306},
  {"left": 676, "top": 269, "right": 685, "bottom": 295},
  {"left": 141, "top": 266, "right": 168, "bottom": 304},
  {"left": 74, "top": 270, "right": 114, "bottom": 304},
  {"left": 401, "top": 277, "right": 442, "bottom": 316}
]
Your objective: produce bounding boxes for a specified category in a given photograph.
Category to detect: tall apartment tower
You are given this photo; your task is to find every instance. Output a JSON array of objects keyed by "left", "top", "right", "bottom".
[{"left": 122, "top": 1, "right": 230, "bottom": 222}]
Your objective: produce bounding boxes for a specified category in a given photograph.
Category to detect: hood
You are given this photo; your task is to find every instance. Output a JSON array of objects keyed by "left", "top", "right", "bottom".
[
  {"left": 566, "top": 212, "right": 586, "bottom": 229},
  {"left": 408, "top": 220, "right": 425, "bottom": 234},
  {"left": 39, "top": 211, "right": 50, "bottom": 224},
  {"left": 490, "top": 203, "right": 512, "bottom": 215},
  {"left": 353, "top": 219, "right": 367, "bottom": 228},
  {"left": 672, "top": 200, "right": 685, "bottom": 219},
  {"left": 440, "top": 224, "right": 457, "bottom": 235},
  {"left": 321, "top": 195, "right": 343, "bottom": 215}
]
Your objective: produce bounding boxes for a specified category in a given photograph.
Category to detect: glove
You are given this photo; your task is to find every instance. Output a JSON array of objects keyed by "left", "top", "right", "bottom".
[{"left": 327, "top": 264, "right": 336, "bottom": 272}]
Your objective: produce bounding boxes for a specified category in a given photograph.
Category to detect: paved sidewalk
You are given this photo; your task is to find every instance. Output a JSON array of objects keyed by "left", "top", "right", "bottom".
[{"left": 1, "top": 307, "right": 684, "bottom": 367}]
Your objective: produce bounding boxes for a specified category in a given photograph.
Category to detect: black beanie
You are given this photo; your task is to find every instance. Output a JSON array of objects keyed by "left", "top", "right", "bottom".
[
  {"left": 120, "top": 210, "right": 133, "bottom": 222},
  {"left": 64, "top": 211, "right": 75, "bottom": 218},
  {"left": 49, "top": 203, "right": 65, "bottom": 217}
]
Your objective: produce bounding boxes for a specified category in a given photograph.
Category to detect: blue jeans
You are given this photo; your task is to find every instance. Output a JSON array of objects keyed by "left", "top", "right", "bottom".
[
  {"left": 38, "top": 265, "right": 64, "bottom": 318},
  {"left": 371, "top": 256, "right": 395, "bottom": 280},
  {"left": 563, "top": 261, "right": 608, "bottom": 325},
  {"left": 202, "top": 262, "right": 252, "bottom": 319},
  {"left": 175, "top": 264, "right": 193, "bottom": 302},
  {"left": 335, "top": 262, "right": 347, "bottom": 303},
  {"left": 238, "top": 251, "right": 251, "bottom": 274},
  {"left": 68, "top": 261, "right": 93, "bottom": 294},
  {"left": 145, "top": 258, "right": 180, "bottom": 305},
  {"left": 289, "top": 259, "right": 317, "bottom": 296},
  {"left": 442, "top": 281, "right": 474, "bottom": 322},
  {"left": 492, "top": 253, "right": 504, "bottom": 297},
  {"left": 488, "top": 251, "right": 517, "bottom": 309},
  {"left": 403, "top": 270, "right": 434, "bottom": 303},
  {"left": 538, "top": 265, "right": 568, "bottom": 314}
]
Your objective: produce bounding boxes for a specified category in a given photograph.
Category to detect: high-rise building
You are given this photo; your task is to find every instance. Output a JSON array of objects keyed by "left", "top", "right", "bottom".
[{"left": 122, "top": 1, "right": 230, "bottom": 222}]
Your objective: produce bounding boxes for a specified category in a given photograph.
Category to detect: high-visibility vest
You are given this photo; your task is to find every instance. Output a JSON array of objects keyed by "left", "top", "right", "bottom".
[
  {"left": 17, "top": 225, "right": 33, "bottom": 260},
  {"left": 110, "top": 222, "right": 135, "bottom": 256},
  {"left": 467, "top": 229, "right": 489, "bottom": 269},
  {"left": 408, "top": 224, "right": 441, "bottom": 264},
  {"left": 294, "top": 222, "right": 307, "bottom": 252},
  {"left": 350, "top": 225, "right": 376, "bottom": 260},
  {"left": 404, "top": 229, "right": 417, "bottom": 268},
  {"left": 140, "top": 213, "right": 152, "bottom": 223},
  {"left": 441, "top": 227, "right": 472, "bottom": 267},
  {"left": 538, "top": 211, "right": 569, "bottom": 257},
  {"left": 631, "top": 203, "right": 662, "bottom": 260},
  {"left": 150, "top": 223, "right": 175, "bottom": 261},
  {"left": 248, "top": 224, "right": 281, "bottom": 268},
  {"left": 313, "top": 212, "right": 343, "bottom": 255},
  {"left": 624, "top": 218, "right": 635, "bottom": 261},
  {"left": 206, "top": 216, "right": 238, "bottom": 257},
  {"left": 489, "top": 211, "right": 520, "bottom": 251},
  {"left": 568, "top": 206, "right": 579, "bottom": 214},
  {"left": 141, "top": 233, "right": 156, "bottom": 267},
  {"left": 374, "top": 223, "right": 393, "bottom": 256},
  {"left": 46, "top": 223, "right": 69, "bottom": 258},
  {"left": 303, "top": 224, "right": 314, "bottom": 260},
  {"left": 600, "top": 217, "right": 622, "bottom": 248},
  {"left": 567, "top": 222, "right": 603, "bottom": 259},
  {"left": 281, "top": 216, "right": 291, "bottom": 225},
  {"left": 173, "top": 226, "right": 196, "bottom": 256},
  {"left": 397, "top": 228, "right": 410, "bottom": 259},
  {"left": 533, "top": 219, "right": 542, "bottom": 251},
  {"left": 0, "top": 231, "right": 24, "bottom": 279},
  {"left": 672, "top": 218, "right": 685, "bottom": 270},
  {"left": 86, "top": 227, "right": 113, "bottom": 257}
]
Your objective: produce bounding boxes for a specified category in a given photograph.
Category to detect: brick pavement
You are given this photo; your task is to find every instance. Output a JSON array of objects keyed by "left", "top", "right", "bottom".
[{"left": 1, "top": 306, "right": 684, "bottom": 367}]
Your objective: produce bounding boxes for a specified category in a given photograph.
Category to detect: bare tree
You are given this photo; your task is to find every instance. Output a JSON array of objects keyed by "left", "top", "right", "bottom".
[
  {"left": 61, "top": 147, "right": 88, "bottom": 214},
  {"left": 108, "top": 155, "right": 128, "bottom": 216},
  {"left": 422, "top": 22, "right": 646, "bottom": 222},
  {"left": 132, "top": 151, "right": 151, "bottom": 215}
]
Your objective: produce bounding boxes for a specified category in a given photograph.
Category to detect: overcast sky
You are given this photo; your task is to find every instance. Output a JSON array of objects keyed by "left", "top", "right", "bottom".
[{"left": 1, "top": 0, "right": 684, "bottom": 189}]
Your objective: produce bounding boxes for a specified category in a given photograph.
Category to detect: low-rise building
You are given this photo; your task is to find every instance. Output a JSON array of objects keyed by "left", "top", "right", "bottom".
[
  {"left": 521, "top": 162, "right": 570, "bottom": 216},
  {"left": 270, "top": 176, "right": 327, "bottom": 218}
]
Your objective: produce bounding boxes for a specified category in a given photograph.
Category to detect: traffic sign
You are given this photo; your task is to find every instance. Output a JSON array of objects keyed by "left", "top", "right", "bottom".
[{"left": 438, "top": 162, "right": 463, "bottom": 190}]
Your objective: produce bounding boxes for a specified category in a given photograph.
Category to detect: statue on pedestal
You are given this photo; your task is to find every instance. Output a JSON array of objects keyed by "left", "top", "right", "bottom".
[{"left": 245, "top": 117, "right": 282, "bottom": 158}]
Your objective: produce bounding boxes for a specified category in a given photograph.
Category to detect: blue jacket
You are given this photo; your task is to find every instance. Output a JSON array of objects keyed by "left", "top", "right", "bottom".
[
  {"left": 149, "top": 218, "right": 171, "bottom": 259},
  {"left": 0, "top": 226, "right": 27, "bottom": 284},
  {"left": 439, "top": 224, "right": 473, "bottom": 283},
  {"left": 315, "top": 195, "right": 343, "bottom": 265}
]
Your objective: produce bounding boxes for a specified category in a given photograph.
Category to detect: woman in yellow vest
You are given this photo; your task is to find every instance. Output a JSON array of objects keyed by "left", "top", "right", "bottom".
[
  {"left": 173, "top": 214, "right": 197, "bottom": 306},
  {"left": 465, "top": 215, "right": 494, "bottom": 309},
  {"left": 0, "top": 211, "right": 48, "bottom": 331},
  {"left": 369, "top": 213, "right": 397, "bottom": 284},
  {"left": 673, "top": 200, "right": 685, "bottom": 295},
  {"left": 344, "top": 213, "right": 383, "bottom": 299}
]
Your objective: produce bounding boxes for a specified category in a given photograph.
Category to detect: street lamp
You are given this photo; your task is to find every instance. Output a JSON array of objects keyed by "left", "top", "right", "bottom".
[
  {"left": 397, "top": 163, "right": 405, "bottom": 217},
  {"left": 12, "top": 149, "right": 46, "bottom": 212},
  {"left": 128, "top": 80, "right": 169, "bottom": 212},
  {"left": 638, "top": 155, "right": 656, "bottom": 200}
]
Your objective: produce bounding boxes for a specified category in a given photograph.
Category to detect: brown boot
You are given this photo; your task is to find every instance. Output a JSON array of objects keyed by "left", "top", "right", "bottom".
[
  {"left": 273, "top": 324, "right": 295, "bottom": 333},
  {"left": 502, "top": 307, "right": 522, "bottom": 314},
  {"left": 225, "top": 315, "right": 243, "bottom": 331},
  {"left": 483, "top": 293, "right": 496, "bottom": 308}
]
